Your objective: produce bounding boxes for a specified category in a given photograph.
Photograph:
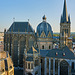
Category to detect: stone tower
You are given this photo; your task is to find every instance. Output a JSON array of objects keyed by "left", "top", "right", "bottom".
[{"left": 60, "top": 0, "right": 72, "bottom": 48}]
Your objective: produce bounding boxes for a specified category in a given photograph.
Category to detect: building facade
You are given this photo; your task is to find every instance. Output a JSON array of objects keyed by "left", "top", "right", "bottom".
[
  {"left": 36, "top": 15, "right": 53, "bottom": 50},
  {"left": 24, "top": 46, "right": 75, "bottom": 75},
  {"left": 4, "top": 1, "right": 75, "bottom": 75},
  {"left": 4, "top": 22, "right": 35, "bottom": 67},
  {"left": 23, "top": 0, "right": 75, "bottom": 75},
  {"left": 0, "top": 51, "right": 14, "bottom": 75}
]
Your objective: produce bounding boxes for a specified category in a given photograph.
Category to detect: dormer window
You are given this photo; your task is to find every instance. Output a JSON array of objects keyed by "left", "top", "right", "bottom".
[
  {"left": 63, "top": 53, "right": 65, "bottom": 56},
  {"left": 56, "top": 52, "right": 58, "bottom": 56}
]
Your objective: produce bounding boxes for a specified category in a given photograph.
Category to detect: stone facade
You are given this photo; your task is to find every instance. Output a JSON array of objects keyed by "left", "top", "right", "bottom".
[
  {"left": 23, "top": 15, "right": 53, "bottom": 75},
  {"left": 4, "top": 31, "right": 35, "bottom": 67},
  {"left": 4, "top": 22, "right": 35, "bottom": 67},
  {"left": 23, "top": 0, "right": 75, "bottom": 75},
  {"left": 41, "top": 57, "right": 75, "bottom": 75},
  {"left": 4, "top": 1, "right": 75, "bottom": 75},
  {"left": 60, "top": 0, "right": 72, "bottom": 49},
  {"left": 24, "top": 46, "right": 75, "bottom": 75},
  {"left": 0, "top": 51, "right": 14, "bottom": 75},
  {"left": 23, "top": 47, "right": 41, "bottom": 75}
]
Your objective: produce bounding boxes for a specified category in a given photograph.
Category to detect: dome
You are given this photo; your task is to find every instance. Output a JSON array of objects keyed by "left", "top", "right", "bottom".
[{"left": 37, "top": 15, "right": 53, "bottom": 37}]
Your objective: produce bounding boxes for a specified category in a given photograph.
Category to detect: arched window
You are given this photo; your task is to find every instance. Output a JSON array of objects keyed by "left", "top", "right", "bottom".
[
  {"left": 49, "top": 45, "right": 51, "bottom": 49},
  {"left": 42, "top": 45, "right": 44, "bottom": 49},
  {"left": 31, "top": 63, "right": 33, "bottom": 69},
  {"left": 28, "top": 63, "right": 30, "bottom": 69},
  {"left": 72, "top": 62, "right": 74, "bottom": 69}
]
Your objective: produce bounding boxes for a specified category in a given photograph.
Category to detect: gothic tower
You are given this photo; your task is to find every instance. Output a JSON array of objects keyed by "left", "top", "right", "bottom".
[{"left": 60, "top": 0, "right": 72, "bottom": 48}]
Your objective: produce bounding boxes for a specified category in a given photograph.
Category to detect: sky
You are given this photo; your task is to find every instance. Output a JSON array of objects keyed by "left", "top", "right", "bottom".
[{"left": 0, "top": 0, "right": 75, "bottom": 32}]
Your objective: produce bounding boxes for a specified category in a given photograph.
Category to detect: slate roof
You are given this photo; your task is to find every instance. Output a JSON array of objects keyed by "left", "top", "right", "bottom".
[
  {"left": 8, "top": 22, "right": 34, "bottom": 32},
  {"left": 27, "top": 47, "right": 39, "bottom": 54},
  {"left": 26, "top": 57, "right": 33, "bottom": 61},
  {"left": 40, "top": 46, "right": 75, "bottom": 59},
  {"left": 40, "top": 50, "right": 49, "bottom": 57},
  {"left": 37, "top": 19, "right": 53, "bottom": 37}
]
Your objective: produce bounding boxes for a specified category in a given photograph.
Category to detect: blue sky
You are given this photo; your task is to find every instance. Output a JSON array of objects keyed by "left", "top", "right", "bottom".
[{"left": 0, "top": 0, "right": 75, "bottom": 32}]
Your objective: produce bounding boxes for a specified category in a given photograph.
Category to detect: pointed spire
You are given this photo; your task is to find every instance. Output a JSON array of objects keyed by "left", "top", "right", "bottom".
[{"left": 63, "top": 0, "right": 68, "bottom": 22}]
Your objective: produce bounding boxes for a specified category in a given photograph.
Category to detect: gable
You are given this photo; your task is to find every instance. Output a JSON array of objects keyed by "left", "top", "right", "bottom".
[{"left": 40, "top": 31, "right": 46, "bottom": 37}]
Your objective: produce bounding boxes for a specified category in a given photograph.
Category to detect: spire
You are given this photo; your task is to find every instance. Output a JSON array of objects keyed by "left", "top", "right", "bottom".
[{"left": 62, "top": 0, "right": 68, "bottom": 22}]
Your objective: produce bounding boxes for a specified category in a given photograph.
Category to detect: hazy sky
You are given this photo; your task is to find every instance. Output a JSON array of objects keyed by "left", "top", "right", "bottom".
[{"left": 0, "top": 0, "right": 75, "bottom": 32}]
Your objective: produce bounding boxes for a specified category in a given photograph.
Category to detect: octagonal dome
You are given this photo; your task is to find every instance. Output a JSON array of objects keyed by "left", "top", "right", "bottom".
[{"left": 37, "top": 15, "right": 53, "bottom": 37}]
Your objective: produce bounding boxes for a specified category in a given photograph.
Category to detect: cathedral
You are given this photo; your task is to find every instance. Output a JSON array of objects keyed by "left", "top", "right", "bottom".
[{"left": 4, "top": 0, "right": 75, "bottom": 75}]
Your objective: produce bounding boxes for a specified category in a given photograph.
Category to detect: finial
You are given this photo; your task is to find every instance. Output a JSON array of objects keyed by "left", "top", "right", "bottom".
[
  {"left": 4, "top": 28, "right": 6, "bottom": 32},
  {"left": 13, "top": 17, "right": 15, "bottom": 22},
  {"left": 28, "top": 19, "right": 29, "bottom": 22},
  {"left": 42, "top": 15, "right": 46, "bottom": 21}
]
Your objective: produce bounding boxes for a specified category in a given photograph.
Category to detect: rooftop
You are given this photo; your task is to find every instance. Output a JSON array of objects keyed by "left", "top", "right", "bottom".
[
  {"left": 8, "top": 22, "right": 34, "bottom": 32},
  {"left": 40, "top": 46, "right": 75, "bottom": 59}
]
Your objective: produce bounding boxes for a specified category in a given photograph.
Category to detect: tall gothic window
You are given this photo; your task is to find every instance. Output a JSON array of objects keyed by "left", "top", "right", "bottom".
[
  {"left": 42, "top": 45, "right": 44, "bottom": 49},
  {"left": 49, "top": 45, "right": 51, "bottom": 49},
  {"left": 31, "top": 63, "right": 33, "bottom": 69},
  {"left": 72, "top": 62, "right": 74, "bottom": 69},
  {"left": 28, "top": 63, "right": 30, "bottom": 69}
]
